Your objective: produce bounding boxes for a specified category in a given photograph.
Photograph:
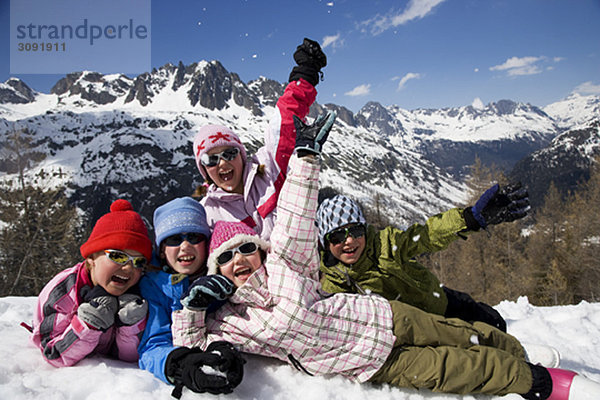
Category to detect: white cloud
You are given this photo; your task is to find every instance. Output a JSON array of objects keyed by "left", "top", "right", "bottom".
[
  {"left": 573, "top": 81, "right": 600, "bottom": 95},
  {"left": 361, "top": 0, "right": 446, "bottom": 35},
  {"left": 345, "top": 84, "right": 371, "bottom": 97},
  {"left": 394, "top": 72, "right": 421, "bottom": 91},
  {"left": 322, "top": 34, "right": 342, "bottom": 49},
  {"left": 471, "top": 97, "right": 485, "bottom": 109},
  {"left": 489, "top": 56, "right": 544, "bottom": 76}
]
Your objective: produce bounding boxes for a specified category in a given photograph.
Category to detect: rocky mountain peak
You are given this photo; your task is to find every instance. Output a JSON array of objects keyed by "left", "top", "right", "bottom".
[
  {"left": 248, "top": 76, "right": 285, "bottom": 107},
  {"left": 185, "top": 60, "right": 262, "bottom": 115},
  {"left": 0, "top": 78, "right": 35, "bottom": 104},
  {"left": 358, "top": 101, "right": 405, "bottom": 136},
  {"left": 124, "top": 72, "right": 154, "bottom": 106},
  {"left": 490, "top": 99, "right": 519, "bottom": 115},
  {"left": 41, "top": 60, "right": 265, "bottom": 115},
  {"left": 321, "top": 103, "right": 358, "bottom": 127},
  {"left": 51, "top": 71, "right": 133, "bottom": 105},
  {"left": 510, "top": 118, "right": 600, "bottom": 207},
  {"left": 487, "top": 99, "right": 548, "bottom": 118}
]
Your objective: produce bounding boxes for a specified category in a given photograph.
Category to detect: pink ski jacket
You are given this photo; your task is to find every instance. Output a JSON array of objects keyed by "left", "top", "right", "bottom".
[
  {"left": 173, "top": 155, "right": 396, "bottom": 383},
  {"left": 200, "top": 78, "right": 317, "bottom": 240},
  {"left": 31, "top": 262, "right": 145, "bottom": 367}
]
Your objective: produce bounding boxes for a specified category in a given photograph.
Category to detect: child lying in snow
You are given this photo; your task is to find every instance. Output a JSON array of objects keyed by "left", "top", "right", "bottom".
[
  {"left": 31, "top": 200, "right": 150, "bottom": 367},
  {"left": 138, "top": 197, "right": 244, "bottom": 398},
  {"left": 172, "top": 112, "right": 600, "bottom": 400},
  {"left": 315, "top": 183, "right": 529, "bottom": 332}
]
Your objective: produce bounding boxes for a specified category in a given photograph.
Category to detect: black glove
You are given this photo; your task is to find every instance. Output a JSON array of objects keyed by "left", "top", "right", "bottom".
[
  {"left": 294, "top": 111, "right": 337, "bottom": 156},
  {"left": 165, "top": 343, "right": 245, "bottom": 399},
  {"left": 288, "top": 38, "right": 327, "bottom": 86},
  {"left": 443, "top": 287, "right": 507, "bottom": 332},
  {"left": 77, "top": 285, "right": 118, "bottom": 331},
  {"left": 205, "top": 341, "right": 245, "bottom": 389},
  {"left": 466, "top": 182, "right": 529, "bottom": 230},
  {"left": 181, "top": 275, "right": 234, "bottom": 311}
]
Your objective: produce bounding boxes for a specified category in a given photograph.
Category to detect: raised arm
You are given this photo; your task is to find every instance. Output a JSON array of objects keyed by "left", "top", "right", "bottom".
[
  {"left": 268, "top": 112, "right": 336, "bottom": 279},
  {"left": 388, "top": 208, "right": 469, "bottom": 262},
  {"left": 259, "top": 39, "right": 326, "bottom": 219},
  {"left": 265, "top": 37, "right": 327, "bottom": 162}
]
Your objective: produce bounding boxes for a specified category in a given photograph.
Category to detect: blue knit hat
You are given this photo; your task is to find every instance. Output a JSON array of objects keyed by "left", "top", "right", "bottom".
[
  {"left": 153, "top": 197, "right": 211, "bottom": 247},
  {"left": 316, "top": 195, "right": 366, "bottom": 247}
]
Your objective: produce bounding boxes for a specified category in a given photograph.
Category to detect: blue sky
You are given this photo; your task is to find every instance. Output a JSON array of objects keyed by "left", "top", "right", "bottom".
[{"left": 2, "top": 0, "right": 599, "bottom": 112}]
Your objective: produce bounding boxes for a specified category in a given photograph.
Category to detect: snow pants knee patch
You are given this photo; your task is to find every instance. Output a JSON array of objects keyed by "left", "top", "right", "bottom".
[
  {"left": 388, "top": 300, "right": 524, "bottom": 358},
  {"left": 368, "top": 344, "right": 533, "bottom": 396}
]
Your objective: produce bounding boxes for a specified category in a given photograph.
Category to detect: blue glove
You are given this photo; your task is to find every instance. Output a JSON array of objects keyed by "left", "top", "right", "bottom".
[
  {"left": 471, "top": 182, "right": 529, "bottom": 229},
  {"left": 294, "top": 111, "right": 336, "bottom": 156},
  {"left": 181, "top": 275, "right": 234, "bottom": 311}
]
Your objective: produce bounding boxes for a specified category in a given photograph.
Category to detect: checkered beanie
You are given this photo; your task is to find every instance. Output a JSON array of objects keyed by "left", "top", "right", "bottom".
[
  {"left": 153, "top": 197, "right": 211, "bottom": 247},
  {"left": 316, "top": 195, "right": 366, "bottom": 246},
  {"left": 207, "top": 221, "right": 270, "bottom": 275},
  {"left": 193, "top": 125, "right": 247, "bottom": 180}
]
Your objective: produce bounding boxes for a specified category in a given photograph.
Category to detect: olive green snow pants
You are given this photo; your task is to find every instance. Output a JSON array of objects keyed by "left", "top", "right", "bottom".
[{"left": 368, "top": 301, "right": 533, "bottom": 396}]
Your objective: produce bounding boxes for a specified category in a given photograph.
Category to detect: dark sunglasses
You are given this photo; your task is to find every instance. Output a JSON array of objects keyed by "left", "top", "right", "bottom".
[
  {"left": 104, "top": 249, "right": 147, "bottom": 269},
  {"left": 200, "top": 147, "right": 240, "bottom": 167},
  {"left": 163, "top": 232, "right": 206, "bottom": 247},
  {"left": 326, "top": 224, "right": 366, "bottom": 245},
  {"left": 216, "top": 242, "right": 259, "bottom": 266}
]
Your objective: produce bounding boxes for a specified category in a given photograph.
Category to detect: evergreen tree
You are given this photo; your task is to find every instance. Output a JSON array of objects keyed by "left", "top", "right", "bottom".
[
  {"left": 562, "top": 158, "right": 600, "bottom": 302},
  {"left": 525, "top": 182, "right": 568, "bottom": 305},
  {"left": 0, "top": 127, "right": 83, "bottom": 296}
]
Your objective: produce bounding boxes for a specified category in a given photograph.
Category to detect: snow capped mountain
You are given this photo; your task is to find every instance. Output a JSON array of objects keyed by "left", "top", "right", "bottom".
[
  {"left": 51, "top": 71, "right": 135, "bottom": 106},
  {"left": 342, "top": 98, "right": 567, "bottom": 176},
  {"left": 0, "top": 78, "right": 36, "bottom": 104},
  {"left": 40, "top": 61, "right": 265, "bottom": 115},
  {"left": 543, "top": 93, "right": 600, "bottom": 130},
  {"left": 510, "top": 119, "right": 600, "bottom": 207},
  {"left": 407, "top": 100, "right": 556, "bottom": 142},
  {"left": 0, "top": 61, "right": 598, "bottom": 230}
]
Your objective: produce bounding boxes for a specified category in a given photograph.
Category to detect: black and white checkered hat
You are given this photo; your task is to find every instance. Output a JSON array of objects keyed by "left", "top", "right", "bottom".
[{"left": 316, "top": 194, "right": 366, "bottom": 246}]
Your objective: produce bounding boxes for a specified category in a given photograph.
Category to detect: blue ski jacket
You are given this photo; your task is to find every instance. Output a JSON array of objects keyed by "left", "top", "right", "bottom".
[{"left": 138, "top": 269, "right": 189, "bottom": 383}]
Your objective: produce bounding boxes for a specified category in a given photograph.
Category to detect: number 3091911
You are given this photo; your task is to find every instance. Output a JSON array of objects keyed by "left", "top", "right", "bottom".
[{"left": 17, "top": 42, "right": 66, "bottom": 52}]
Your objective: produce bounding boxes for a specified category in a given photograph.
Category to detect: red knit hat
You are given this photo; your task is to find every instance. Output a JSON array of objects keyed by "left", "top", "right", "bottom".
[
  {"left": 207, "top": 221, "right": 270, "bottom": 275},
  {"left": 80, "top": 199, "right": 152, "bottom": 261}
]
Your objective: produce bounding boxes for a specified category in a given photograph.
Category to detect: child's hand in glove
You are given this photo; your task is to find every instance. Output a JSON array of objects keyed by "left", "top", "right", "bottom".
[
  {"left": 77, "top": 285, "right": 118, "bottom": 331},
  {"left": 288, "top": 37, "right": 327, "bottom": 86},
  {"left": 466, "top": 182, "right": 530, "bottom": 230},
  {"left": 165, "top": 342, "right": 245, "bottom": 399},
  {"left": 116, "top": 293, "right": 148, "bottom": 326},
  {"left": 294, "top": 111, "right": 337, "bottom": 157},
  {"left": 181, "top": 275, "right": 234, "bottom": 311}
]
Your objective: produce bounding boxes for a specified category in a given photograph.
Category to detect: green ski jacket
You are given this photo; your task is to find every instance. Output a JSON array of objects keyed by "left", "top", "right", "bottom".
[{"left": 319, "top": 208, "right": 469, "bottom": 315}]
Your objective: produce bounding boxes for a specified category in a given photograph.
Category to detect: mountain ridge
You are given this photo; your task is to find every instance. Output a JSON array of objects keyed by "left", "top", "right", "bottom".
[{"left": 1, "top": 62, "right": 598, "bottom": 229}]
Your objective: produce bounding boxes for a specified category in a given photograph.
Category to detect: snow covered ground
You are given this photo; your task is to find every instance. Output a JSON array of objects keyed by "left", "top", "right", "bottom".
[{"left": 1, "top": 295, "right": 599, "bottom": 400}]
